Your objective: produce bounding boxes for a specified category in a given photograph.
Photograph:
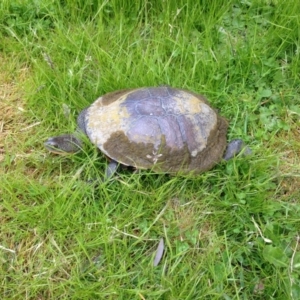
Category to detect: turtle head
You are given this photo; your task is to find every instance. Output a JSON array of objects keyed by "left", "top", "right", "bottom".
[{"left": 44, "top": 134, "right": 83, "bottom": 154}]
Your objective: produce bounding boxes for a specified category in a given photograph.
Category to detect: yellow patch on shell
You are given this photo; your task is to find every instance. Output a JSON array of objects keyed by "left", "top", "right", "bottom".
[{"left": 86, "top": 94, "right": 130, "bottom": 157}]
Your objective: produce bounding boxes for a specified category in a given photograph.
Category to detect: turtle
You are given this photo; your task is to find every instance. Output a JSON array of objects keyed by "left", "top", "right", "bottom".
[{"left": 45, "top": 86, "right": 250, "bottom": 178}]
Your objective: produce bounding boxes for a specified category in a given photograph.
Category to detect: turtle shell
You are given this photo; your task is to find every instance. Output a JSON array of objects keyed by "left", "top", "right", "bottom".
[{"left": 84, "top": 87, "right": 228, "bottom": 174}]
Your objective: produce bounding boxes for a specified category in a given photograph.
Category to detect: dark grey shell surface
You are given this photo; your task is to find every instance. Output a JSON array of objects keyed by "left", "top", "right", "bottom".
[{"left": 84, "top": 87, "right": 228, "bottom": 174}]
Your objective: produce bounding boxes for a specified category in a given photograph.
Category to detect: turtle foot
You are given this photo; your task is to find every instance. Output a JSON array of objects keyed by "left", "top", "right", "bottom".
[{"left": 223, "top": 139, "right": 252, "bottom": 161}]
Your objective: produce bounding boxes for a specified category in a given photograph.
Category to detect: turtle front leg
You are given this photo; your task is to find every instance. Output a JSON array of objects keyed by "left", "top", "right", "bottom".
[
  {"left": 104, "top": 160, "right": 119, "bottom": 179},
  {"left": 223, "top": 139, "right": 252, "bottom": 161}
]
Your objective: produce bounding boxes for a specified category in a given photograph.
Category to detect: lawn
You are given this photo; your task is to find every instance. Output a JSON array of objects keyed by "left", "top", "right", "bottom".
[{"left": 1, "top": 0, "right": 300, "bottom": 299}]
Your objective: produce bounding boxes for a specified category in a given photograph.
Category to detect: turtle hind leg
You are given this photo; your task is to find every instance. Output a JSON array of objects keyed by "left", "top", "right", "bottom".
[{"left": 223, "top": 139, "right": 252, "bottom": 161}]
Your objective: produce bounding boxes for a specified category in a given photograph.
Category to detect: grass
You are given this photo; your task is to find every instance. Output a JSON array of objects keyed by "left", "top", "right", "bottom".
[{"left": 1, "top": 0, "right": 300, "bottom": 299}]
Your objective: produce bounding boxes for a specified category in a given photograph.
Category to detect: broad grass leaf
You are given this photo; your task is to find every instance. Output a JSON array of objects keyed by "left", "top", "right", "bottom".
[{"left": 262, "top": 245, "right": 288, "bottom": 268}]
